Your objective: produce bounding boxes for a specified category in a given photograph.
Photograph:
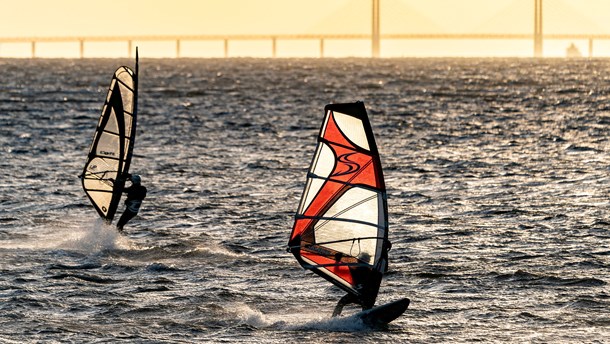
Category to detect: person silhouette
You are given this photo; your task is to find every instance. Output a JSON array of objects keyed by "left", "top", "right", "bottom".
[
  {"left": 116, "top": 174, "right": 147, "bottom": 232},
  {"left": 331, "top": 240, "right": 391, "bottom": 317}
]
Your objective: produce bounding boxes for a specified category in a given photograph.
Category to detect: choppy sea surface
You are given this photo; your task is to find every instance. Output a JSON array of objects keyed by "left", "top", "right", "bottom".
[{"left": 1, "top": 57, "right": 609, "bottom": 343}]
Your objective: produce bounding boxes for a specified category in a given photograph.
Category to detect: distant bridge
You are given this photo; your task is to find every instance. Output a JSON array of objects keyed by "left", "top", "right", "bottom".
[
  {"left": 1, "top": 33, "right": 609, "bottom": 58},
  {"left": 1, "top": 0, "right": 608, "bottom": 58}
]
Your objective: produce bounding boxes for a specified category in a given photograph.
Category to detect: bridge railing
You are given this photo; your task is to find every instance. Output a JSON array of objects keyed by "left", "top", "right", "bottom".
[{"left": 2, "top": 34, "right": 610, "bottom": 58}]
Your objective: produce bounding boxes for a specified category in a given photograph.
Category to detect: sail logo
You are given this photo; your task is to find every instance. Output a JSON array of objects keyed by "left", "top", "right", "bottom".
[
  {"left": 332, "top": 153, "right": 360, "bottom": 176},
  {"left": 100, "top": 150, "right": 115, "bottom": 156}
]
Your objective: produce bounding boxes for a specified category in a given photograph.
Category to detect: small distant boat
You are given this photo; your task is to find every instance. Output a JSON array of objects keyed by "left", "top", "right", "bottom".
[
  {"left": 566, "top": 43, "right": 582, "bottom": 58},
  {"left": 81, "top": 50, "right": 139, "bottom": 223},
  {"left": 288, "top": 101, "right": 409, "bottom": 327}
]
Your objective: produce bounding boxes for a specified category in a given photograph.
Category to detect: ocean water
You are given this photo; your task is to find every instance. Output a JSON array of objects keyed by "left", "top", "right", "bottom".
[{"left": 1, "top": 57, "right": 609, "bottom": 343}]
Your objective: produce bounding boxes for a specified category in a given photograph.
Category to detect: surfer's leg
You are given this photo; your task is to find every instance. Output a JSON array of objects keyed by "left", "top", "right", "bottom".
[
  {"left": 361, "top": 297, "right": 375, "bottom": 311},
  {"left": 332, "top": 294, "right": 354, "bottom": 317},
  {"left": 116, "top": 210, "right": 137, "bottom": 231},
  {"left": 332, "top": 303, "right": 344, "bottom": 317}
]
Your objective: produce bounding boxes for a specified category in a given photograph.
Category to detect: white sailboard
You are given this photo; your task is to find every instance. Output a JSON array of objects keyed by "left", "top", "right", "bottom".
[
  {"left": 81, "top": 50, "right": 139, "bottom": 223},
  {"left": 288, "top": 101, "right": 408, "bottom": 326}
]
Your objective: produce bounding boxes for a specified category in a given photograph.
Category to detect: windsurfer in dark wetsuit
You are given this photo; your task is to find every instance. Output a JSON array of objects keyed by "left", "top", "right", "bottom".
[
  {"left": 116, "top": 174, "right": 147, "bottom": 232},
  {"left": 331, "top": 240, "right": 392, "bottom": 317}
]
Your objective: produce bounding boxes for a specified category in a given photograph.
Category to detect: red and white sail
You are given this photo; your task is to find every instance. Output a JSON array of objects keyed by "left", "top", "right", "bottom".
[{"left": 289, "top": 101, "right": 389, "bottom": 307}]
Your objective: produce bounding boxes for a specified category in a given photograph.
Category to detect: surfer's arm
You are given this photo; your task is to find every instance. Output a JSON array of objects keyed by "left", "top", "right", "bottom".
[
  {"left": 110, "top": 173, "right": 132, "bottom": 188},
  {"left": 107, "top": 172, "right": 131, "bottom": 185}
]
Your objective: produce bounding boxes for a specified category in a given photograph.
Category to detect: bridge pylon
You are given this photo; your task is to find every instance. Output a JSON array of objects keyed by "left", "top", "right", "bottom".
[
  {"left": 534, "top": 0, "right": 543, "bottom": 57},
  {"left": 372, "top": 0, "right": 380, "bottom": 58}
]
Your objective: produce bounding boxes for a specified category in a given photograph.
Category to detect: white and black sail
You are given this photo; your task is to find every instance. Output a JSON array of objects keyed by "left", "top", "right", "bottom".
[
  {"left": 288, "top": 101, "right": 390, "bottom": 308},
  {"left": 81, "top": 52, "right": 138, "bottom": 223}
]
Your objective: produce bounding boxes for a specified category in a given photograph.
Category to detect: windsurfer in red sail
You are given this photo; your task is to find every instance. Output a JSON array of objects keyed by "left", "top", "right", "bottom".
[{"left": 116, "top": 174, "right": 147, "bottom": 232}]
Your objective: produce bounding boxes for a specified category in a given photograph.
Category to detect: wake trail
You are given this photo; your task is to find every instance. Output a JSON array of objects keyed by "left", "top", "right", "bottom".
[{"left": 225, "top": 303, "right": 371, "bottom": 332}]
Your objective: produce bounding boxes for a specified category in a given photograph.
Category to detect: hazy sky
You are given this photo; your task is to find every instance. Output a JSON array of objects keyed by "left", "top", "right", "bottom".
[{"left": 1, "top": 0, "right": 610, "bottom": 57}]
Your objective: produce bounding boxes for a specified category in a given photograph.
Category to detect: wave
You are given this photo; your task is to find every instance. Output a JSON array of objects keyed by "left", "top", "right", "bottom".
[{"left": 495, "top": 270, "right": 606, "bottom": 287}]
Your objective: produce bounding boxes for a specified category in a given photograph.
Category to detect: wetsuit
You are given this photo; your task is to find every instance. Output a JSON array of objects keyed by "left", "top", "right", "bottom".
[
  {"left": 331, "top": 241, "right": 392, "bottom": 317},
  {"left": 116, "top": 183, "right": 147, "bottom": 231}
]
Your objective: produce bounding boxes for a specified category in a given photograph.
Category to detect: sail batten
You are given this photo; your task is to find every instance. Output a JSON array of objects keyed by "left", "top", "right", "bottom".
[
  {"left": 289, "top": 101, "right": 389, "bottom": 307},
  {"left": 81, "top": 60, "right": 138, "bottom": 223},
  {"left": 290, "top": 236, "right": 386, "bottom": 249},
  {"left": 296, "top": 215, "right": 383, "bottom": 230},
  {"left": 305, "top": 175, "right": 384, "bottom": 193}
]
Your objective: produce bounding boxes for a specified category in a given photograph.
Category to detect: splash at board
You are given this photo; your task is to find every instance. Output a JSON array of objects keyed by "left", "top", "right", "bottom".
[
  {"left": 80, "top": 49, "right": 139, "bottom": 226},
  {"left": 288, "top": 101, "right": 409, "bottom": 327}
]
